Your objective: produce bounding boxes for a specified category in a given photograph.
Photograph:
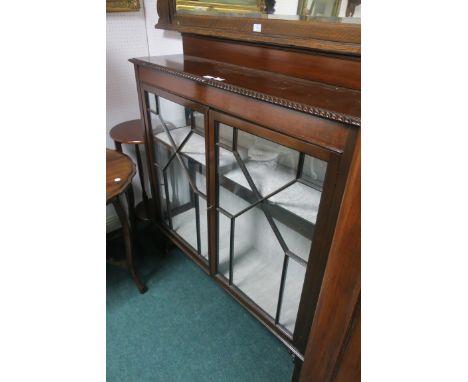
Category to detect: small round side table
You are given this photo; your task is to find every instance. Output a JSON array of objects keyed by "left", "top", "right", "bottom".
[
  {"left": 110, "top": 119, "right": 152, "bottom": 222},
  {"left": 106, "top": 149, "right": 147, "bottom": 294}
]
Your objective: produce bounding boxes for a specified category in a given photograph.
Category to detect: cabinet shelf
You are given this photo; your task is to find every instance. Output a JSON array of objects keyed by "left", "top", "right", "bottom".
[
  {"left": 171, "top": 203, "right": 209, "bottom": 261},
  {"left": 221, "top": 160, "right": 321, "bottom": 224},
  {"left": 153, "top": 124, "right": 247, "bottom": 169},
  {"left": 154, "top": 126, "right": 320, "bottom": 239}
]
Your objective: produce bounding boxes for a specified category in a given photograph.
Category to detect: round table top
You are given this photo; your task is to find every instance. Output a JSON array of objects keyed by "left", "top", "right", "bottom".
[
  {"left": 106, "top": 149, "right": 136, "bottom": 204},
  {"left": 109, "top": 119, "right": 145, "bottom": 144}
]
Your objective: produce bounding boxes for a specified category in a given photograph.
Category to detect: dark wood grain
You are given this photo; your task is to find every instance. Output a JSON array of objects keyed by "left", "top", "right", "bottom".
[
  {"left": 183, "top": 35, "right": 360, "bottom": 90},
  {"left": 209, "top": 110, "right": 334, "bottom": 162},
  {"left": 110, "top": 119, "right": 145, "bottom": 144},
  {"left": 131, "top": 31, "right": 360, "bottom": 381},
  {"left": 293, "top": 127, "right": 358, "bottom": 355},
  {"left": 131, "top": 55, "right": 360, "bottom": 123},
  {"left": 156, "top": 0, "right": 172, "bottom": 25},
  {"left": 334, "top": 298, "right": 361, "bottom": 382},
  {"left": 155, "top": 0, "right": 360, "bottom": 54},
  {"left": 299, "top": 132, "right": 360, "bottom": 382},
  {"left": 137, "top": 68, "right": 352, "bottom": 152},
  {"left": 106, "top": 149, "right": 136, "bottom": 204}
]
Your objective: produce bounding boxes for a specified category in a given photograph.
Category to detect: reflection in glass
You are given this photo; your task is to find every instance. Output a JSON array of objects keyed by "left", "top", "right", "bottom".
[
  {"left": 232, "top": 206, "right": 283, "bottom": 318},
  {"left": 148, "top": 91, "right": 209, "bottom": 261},
  {"left": 216, "top": 122, "right": 327, "bottom": 335},
  {"left": 278, "top": 257, "right": 306, "bottom": 333},
  {"left": 176, "top": 0, "right": 360, "bottom": 23}
]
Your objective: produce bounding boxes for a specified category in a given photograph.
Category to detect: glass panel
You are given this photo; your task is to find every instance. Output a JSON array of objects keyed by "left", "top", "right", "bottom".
[
  {"left": 218, "top": 123, "right": 234, "bottom": 149},
  {"left": 217, "top": 211, "right": 232, "bottom": 278},
  {"left": 180, "top": 133, "right": 207, "bottom": 195},
  {"left": 273, "top": 217, "right": 312, "bottom": 263},
  {"left": 278, "top": 258, "right": 306, "bottom": 334},
  {"left": 148, "top": 92, "right": 157, "bottom": 113},
  {"left": 152, "top": 97, "right": 192, "bottom": 150},
  {"left": 198, "top": 196, "right": 209, "bottom": 259},
  {"left": 238, "top": 130, "right": 298, "bottom": 196},
  {"left": 166, "top": 155, "right": 192, "bottom": 222},
  {"left": 271, "top": 182, "right": 323, "bottom": 224},
  {"left": 156, "top": 166, "right": 167, "bottom": 224},
  {"left": 302, "top": 154, "right": 327, "bottom": 190},
  {"left": 218, "top": 148, "right": 259, "bottom": 216},
  {"left": 165, "top": 147, "right": 207, "bottom": 257},
  {"left": 192, "top": 111, "right": 205, "bottom": 134},
  {"left": 147, "top": 91, "right": 208, "bottom": 262},
  {"left": 176, "top": 0, "right": 360, "bottom": 23},
  {"left": 216, "top": 121, "right": 328, "bottom": 334},
  {"left": 232, "top": 206, "right": 283, "bottom": 318}
]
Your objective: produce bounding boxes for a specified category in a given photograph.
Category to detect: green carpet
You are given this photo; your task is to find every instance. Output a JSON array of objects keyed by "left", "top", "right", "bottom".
[{"left": 107, "top": 229, "right": 294, "bottom": 382}]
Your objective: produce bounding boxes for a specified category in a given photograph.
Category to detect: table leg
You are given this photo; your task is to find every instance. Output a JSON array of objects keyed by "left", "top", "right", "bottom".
[
  {"left": 135, "top": 144, "right": 149, "bottom": 214},
  {"left": 113, "top": 195, "right": 147, "bottom": 294},
  {"left": 125, "top": 184, "right": 136, "bottom": 233},
  {"left": 114, "top": 141, "right": 123, "bottom": 153}
]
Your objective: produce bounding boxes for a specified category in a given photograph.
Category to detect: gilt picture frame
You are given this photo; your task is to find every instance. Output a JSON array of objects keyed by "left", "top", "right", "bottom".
[
  {"left": 176, "top": 0, "right": 265, "bottom": 14},
  {"left": 106, "top": 0, "right": 140, "bottom": 12}
]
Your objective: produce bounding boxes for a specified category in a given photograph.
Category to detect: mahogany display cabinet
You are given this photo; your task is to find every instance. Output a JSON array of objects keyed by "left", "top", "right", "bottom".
[{"left": 131, "top": 3, "right": 360, "bottom": 380}]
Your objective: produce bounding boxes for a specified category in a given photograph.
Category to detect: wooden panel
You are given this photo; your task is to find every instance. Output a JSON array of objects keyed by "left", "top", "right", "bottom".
[
  {"left": 209, "top": 110, "right": 334, "bottom": 162},
  {"left": 172, "top": 14, "right": 360, "bottom": 44},
  {"left": 131, "top": 56, "right": 360, "bottom": 122},
  {"left": 138, "top": 66, "right": 350, "bottom": 153},
  {"left": 156, "top": 2, "right": 361, "bottom": 55},
  {"left": 168, "top": 23, "right": 360, "bottom": 55},
  {"left": 334, "top": 301, "right": 361, "bottom": 382},
  {"left": 156, "top": 0, "right": 172, "bottom": 25},
  {"left": 299, "top": 132, "right": 360, "bottom": 382},
  {"left": 183, "top": 35, "right": 361, "bottom": 90}
]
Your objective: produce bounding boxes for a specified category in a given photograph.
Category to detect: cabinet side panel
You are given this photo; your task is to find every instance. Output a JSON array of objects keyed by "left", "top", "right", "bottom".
[
  {"left": 334, "top": 301, "right": 361, "bottom": 382},
  {"left": 299, "top": 132, "right": 360, "bottom": 382}
]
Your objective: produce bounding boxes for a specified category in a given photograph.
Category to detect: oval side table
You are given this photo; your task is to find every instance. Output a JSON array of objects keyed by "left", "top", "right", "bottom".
[
  {"left": 110, "top": 119, "right": 153, "bottom": 222},
  {"left": 106, "top": 149, "right": 147, "bottom": 294}
]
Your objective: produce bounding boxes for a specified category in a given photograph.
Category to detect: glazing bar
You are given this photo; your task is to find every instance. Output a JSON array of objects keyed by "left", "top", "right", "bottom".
[
  {"left": 232, "top": 179, "right": 297, "bottom": 219},
  {"left": 275, "top": 255, "right": 289, "bottom": 324},
  {"left": 162, "top": 130, "right": 193, "bottom": 171},
  {"left": 296, "top": 177, "right": 323, "bottom": 192},
  {"left": 296, "top": 152, "right": 305, "bottom": 179},
  {"left": 229, "top": 218, "right": 235, "bottom": 286},
  {"left": 233, "top": 151, "right": 289, "bottom": 253},
  {"left": 216, "top": 206, "right": 234, "bottom": 219},
  {"left": 162, "top": 169, "right": 173, "bottom": 230},
  {"left": 157, "top": 114, "right": 201, "bottom": 196},
  {"left": 216, "top": 142, "right": 233, "bottom": 152},
  {"left": 233, "top": 128, "right": 238, "bottom": 151},
  {"left": 285, "top": 250, "right": 308, "bottom": 268},
  {"left": 194, "top": 192, "right": 201, "bottom": 255}
]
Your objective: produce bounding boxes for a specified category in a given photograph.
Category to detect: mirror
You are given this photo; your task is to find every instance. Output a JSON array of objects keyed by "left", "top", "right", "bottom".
[{"left": 175, "top": 0, "right": 360, "bottom": 23}]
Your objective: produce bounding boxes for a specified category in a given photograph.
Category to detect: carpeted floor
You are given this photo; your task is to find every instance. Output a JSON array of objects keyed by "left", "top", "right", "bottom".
[{"left": 107, "top": 228, "right": 294, "bottom": 382}]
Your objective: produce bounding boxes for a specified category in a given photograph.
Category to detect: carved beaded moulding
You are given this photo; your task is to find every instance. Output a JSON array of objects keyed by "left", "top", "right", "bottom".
[{"left": 134, "top": 59, "right": 361, "bottom": 127}]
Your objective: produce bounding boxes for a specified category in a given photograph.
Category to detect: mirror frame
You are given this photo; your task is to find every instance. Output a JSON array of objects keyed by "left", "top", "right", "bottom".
[
  {"left": 156, "top": 0, "right": 360, "bottom": 55},
  {"left": 176, "top": 0, "right": 264, "bottom": 13}
]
